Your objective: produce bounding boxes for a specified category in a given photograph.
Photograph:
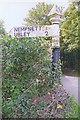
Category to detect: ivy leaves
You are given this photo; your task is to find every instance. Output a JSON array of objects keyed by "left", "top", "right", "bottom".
[{"left": 2, "top": 36, "right": 53, "bottom": 118}]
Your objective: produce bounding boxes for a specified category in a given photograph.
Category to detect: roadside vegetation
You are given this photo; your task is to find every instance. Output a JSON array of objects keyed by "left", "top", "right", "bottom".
[{"left": 1, "top": 36, "right": 79, "bottom": 119}]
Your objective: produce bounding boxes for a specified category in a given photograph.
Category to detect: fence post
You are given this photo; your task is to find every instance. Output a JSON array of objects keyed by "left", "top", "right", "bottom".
[{"left": 48, "top": 5, "right": 63, "bottom": 81}]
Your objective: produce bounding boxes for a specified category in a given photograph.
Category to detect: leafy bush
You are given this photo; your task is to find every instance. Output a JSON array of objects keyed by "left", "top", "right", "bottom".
[
  {"left": 2, "top": 36, "right": 53, "bottom": 118},
  {"left": 65, "top": 97, "right": 80, "bottom": 119}
]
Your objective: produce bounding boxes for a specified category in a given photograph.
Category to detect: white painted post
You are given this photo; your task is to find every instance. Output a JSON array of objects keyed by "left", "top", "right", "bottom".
[{"left": 48, "top": 5, "right": 63, "bottom": 81}]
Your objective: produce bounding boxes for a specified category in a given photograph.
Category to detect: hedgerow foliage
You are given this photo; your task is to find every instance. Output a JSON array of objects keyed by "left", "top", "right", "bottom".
[
  {"left": 2, "top": 36, "right": 53, "bottom": 118},
  {"left": 60, "top": 2, "right": 80, "bottom": 71}
]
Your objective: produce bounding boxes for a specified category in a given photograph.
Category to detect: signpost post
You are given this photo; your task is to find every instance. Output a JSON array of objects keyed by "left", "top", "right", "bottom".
[{"left": 48, "top": 5, "right": 63, "bottom": 81}]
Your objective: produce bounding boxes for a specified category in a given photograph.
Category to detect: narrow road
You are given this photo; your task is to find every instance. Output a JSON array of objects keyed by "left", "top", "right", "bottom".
[{"left": 61, "top": 75, "right": 79, "bottom": 102}]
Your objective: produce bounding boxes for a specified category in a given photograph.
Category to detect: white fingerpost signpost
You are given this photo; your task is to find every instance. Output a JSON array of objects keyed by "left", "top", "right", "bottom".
[
  {"left": 48, "top": 5, "right": 63, "bottom": 81},
  {"left": 9, "top": 4, "right": 63, "bottom": 81}
]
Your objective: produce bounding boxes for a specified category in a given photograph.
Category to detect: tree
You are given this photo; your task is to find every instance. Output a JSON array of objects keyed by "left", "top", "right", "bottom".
[
  {"left": 60, "top": 2, "right": 80, "bottom": 71},
  {"left": 0, "top": 20, "right": 5, "bottom": 35},
  {"left": 24, "top": 2, "right": 53, "bottom": 26}
]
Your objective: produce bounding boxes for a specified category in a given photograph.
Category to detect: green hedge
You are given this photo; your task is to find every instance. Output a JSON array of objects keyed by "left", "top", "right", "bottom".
[{"left": 2, "top": 36, "right": 53, "bottom": 118}]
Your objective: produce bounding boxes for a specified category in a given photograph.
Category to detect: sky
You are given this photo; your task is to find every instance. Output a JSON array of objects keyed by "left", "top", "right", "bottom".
[{"left": 0, "top": 0, "right": 69, "bottom": 33}]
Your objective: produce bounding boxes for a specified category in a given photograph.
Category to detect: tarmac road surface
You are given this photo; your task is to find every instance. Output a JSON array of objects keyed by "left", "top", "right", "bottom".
[{"left": 61, "top": 75, "right": 79, "bottom": 102}]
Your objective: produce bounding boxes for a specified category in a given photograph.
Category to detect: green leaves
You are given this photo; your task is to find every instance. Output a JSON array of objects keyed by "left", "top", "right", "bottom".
[
  {"left": 61, "top": 3, "right": 79, "bottom": 49},
  {"left": 2, "top": 36, "right": 53, "bottom": 118},
  {"left": 24, "top": 2, "right": 53, "bottom": 26},
  {"left": 0, "top": 20, "right": 5, "bottom": 35},
  {"left": 60, "top": 2, "right": 80, "bottom": 70}
]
